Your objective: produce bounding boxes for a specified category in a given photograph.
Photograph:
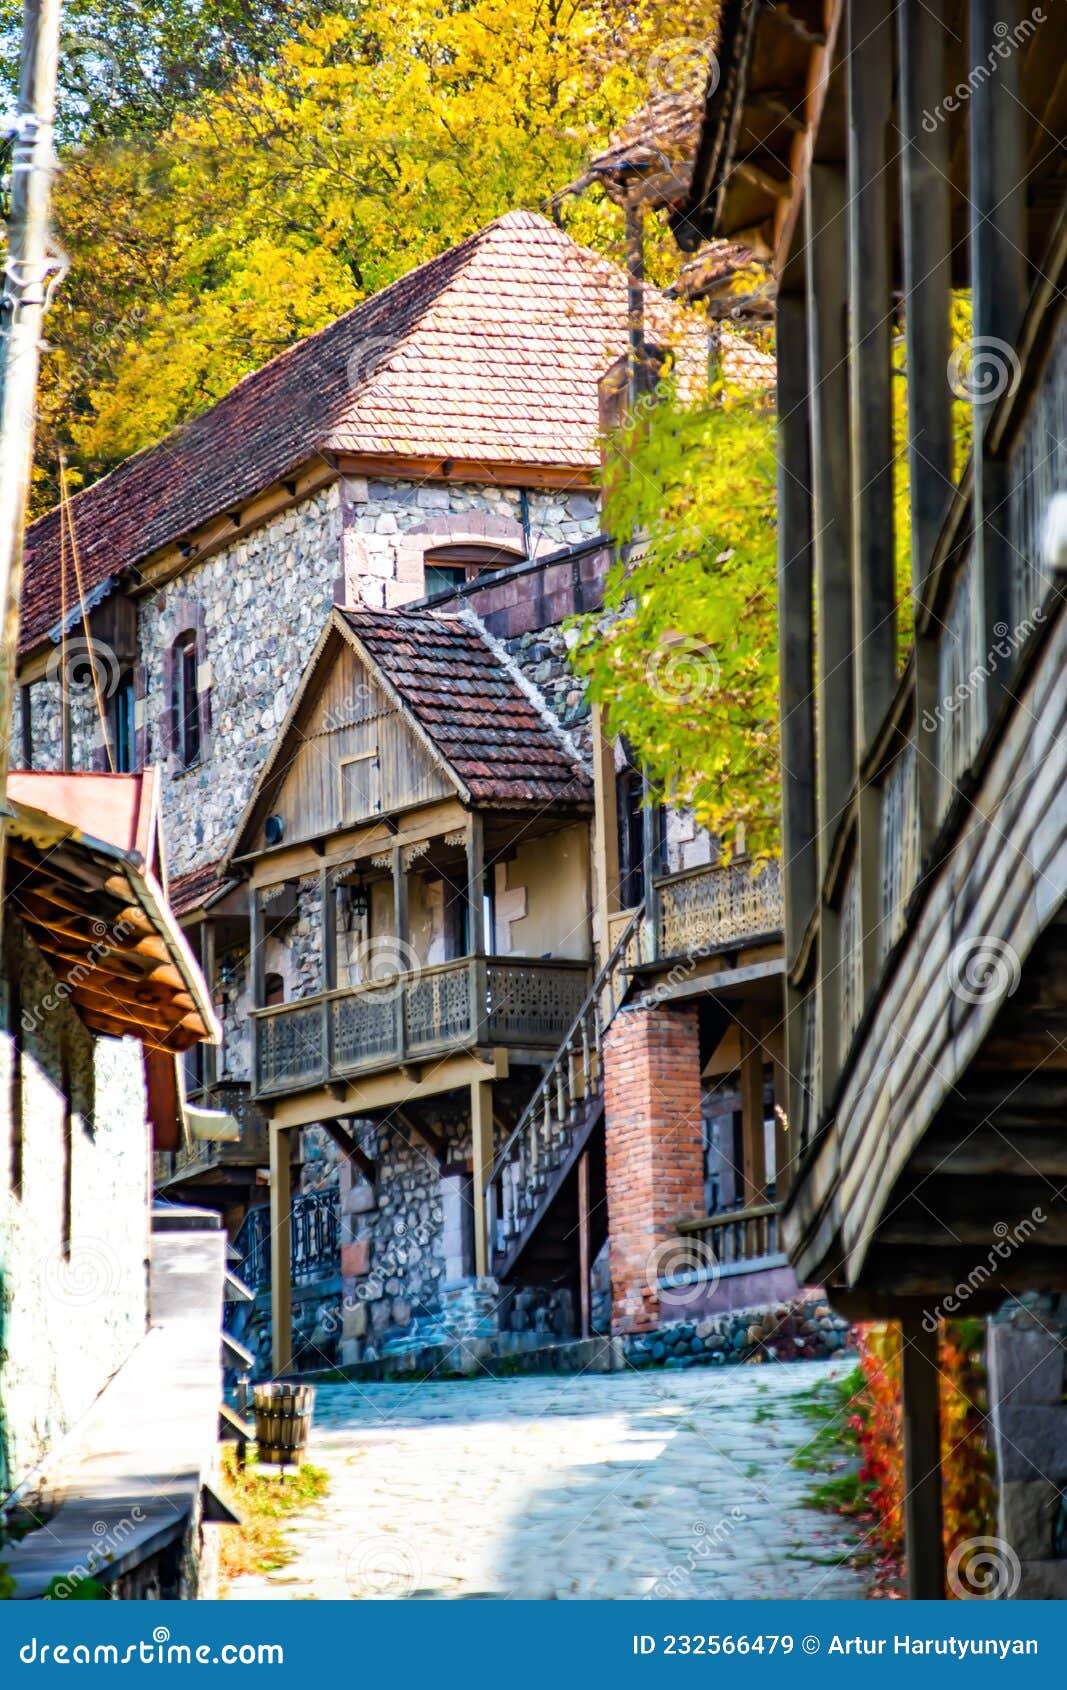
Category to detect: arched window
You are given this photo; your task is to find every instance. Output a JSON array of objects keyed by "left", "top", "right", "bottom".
[
  {"left": 172, "top": 632, "right": 201, "bottom": 767},
  {"left": 423, "top": 542, "right": 523, "bottom": 600},
  {"left": 264, "top": 972, "right": 285, "bottom": 1007}
]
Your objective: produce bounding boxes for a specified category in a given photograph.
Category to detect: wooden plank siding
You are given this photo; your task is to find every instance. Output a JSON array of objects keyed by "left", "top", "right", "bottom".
[{"left": 788, "top": 595, "right": 1067, "bottom": 1285}]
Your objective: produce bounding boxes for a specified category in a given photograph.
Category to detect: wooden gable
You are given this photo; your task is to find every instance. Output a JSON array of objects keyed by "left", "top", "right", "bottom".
[{"left": 243, "top": 627, "right": 458, "bottom": 853}]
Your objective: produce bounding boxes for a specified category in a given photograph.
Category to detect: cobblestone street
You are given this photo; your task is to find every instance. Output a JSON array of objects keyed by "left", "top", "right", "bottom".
[{"left": 226, "top": 1358, "right": 869, "bottom": 1601}]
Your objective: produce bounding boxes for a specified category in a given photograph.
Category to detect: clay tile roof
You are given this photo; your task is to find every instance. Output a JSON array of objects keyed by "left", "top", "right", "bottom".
[
  {"left": 168, "top": 858, "right": 233, "bottom": 919},
  {"left": 341, "top": 609, "right": 593, "bottom": 809},
  {"left": 21, "top": 209, "right": 698, "bottom": 656}
]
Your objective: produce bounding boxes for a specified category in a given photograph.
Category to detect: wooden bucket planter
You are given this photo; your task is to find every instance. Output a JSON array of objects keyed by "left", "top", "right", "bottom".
[{"left": 252, "top": 1383, "right": 315, "bottom": 1466}]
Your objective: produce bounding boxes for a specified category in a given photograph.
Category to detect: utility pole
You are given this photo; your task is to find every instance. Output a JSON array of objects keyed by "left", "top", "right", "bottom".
[{"left": 0, "top": 0, "right": 63, "bottom": 920}]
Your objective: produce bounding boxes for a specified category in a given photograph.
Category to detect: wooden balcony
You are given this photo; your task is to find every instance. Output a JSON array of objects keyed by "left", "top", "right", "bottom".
[
  {"left": 153, "top": 1082, "right": 270, "bottom": 1190},
  {"left": 675, "top": 1204, "right": 785, "bottom": 1277},
  {"left": 652, "top": 858, "right": 782, "bottom": 961},
  {"left": 252, "top": 955, "right": 591, "bottom": 1099}
]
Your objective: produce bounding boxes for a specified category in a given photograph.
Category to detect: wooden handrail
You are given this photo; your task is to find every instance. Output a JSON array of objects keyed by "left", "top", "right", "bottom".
[{"left": 676, "top": 1202, "right": 780, "bottom": 1234}]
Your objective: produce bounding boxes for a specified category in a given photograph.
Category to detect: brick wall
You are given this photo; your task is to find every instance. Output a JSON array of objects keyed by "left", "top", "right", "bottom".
[{"left": 603, "top": 1003, "right": 705, "bottom": 1333}]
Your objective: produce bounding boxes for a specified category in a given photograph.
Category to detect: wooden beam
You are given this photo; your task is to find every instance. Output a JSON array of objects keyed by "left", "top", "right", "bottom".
[
  {"left": 320, "top": 1117, "right": 376, "bottom": 1184},
  {"left": 270, "top": 1121, "right": 293, "bottom": 1376},
  {"left": 590, "top": 701, "right": 622, "bottom": 949},
  {"left": 899, "top": 1311, "right": 945, "bottom": 1599},
  {"left": 471, "top": 1078, "right": 494, "bottom": 1278},
  {"left": 267, "top": 1047, "right": 508, "bottom": 1132},
  {"left": 393, "top": 1106, "right": 445, "bottom": 1164}
]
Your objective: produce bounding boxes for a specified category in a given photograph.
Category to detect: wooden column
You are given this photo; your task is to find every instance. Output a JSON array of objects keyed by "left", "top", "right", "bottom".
[
  {"left": 249, "top": 885, "right": 265, "bottom": 1007},
  {"left": 578, "top": 1148, "right": 592, "bottom": 1339},
  {"left": 641, "top": 772, "right": 662, "bottom": 962},
  {"left": 465, "top": 813, "right": 485, "bottom": 955},
  {"left": 470, "top": 1077, "right": 494, "bottom": 1278},
  {"left": 201, "top": 919, "right": 218, "bottom": 1090},
  {"left": 848, "top": 0, "right": 896, "bottom": 998},
  {"left": 898, "top": 0, "right": 953, "bottom": 841},
  {"left": 969, "top": 0, "right": 1028, "bottom": 693},
  {"left": 269, "top": 1119, "right": 293, "bottom": 1376},
  {"left": 776, "top": 291, "right": 817, "bottom": 968},
  {"left": 805, "top": 164, "right": 853, "bottom": 1094},
  {"left": 772, "top": 1053, "right": 790, "bottom": 1201},
  {"left": 391, "top": 845, "right": 408, "bottom": 952},
  {"left": 900, "top": 1311, "right": 945, "bottom": 1598},
  {"left": 320, "top": 867, "right": 337, "bottom": 993},
  {"left": 848, "top": 0, "right": 897, "bottom": 754},
  {"left": 591, "top": 701, "right": 622, "bottom": 957},
  {"left": 739, "top": 1025, "right": 767, "bottom": 1207}
]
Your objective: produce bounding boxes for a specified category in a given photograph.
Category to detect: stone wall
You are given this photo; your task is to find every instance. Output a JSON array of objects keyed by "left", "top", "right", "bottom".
[
  {"left": 0, "top": 923, "right": 150, "bottom": 1496},
  {"left": 987, "top": 1296, "right": 1067, "bottom": 1598},
  {"left": 623, "top": 1297, "right": 853, "bottom": 1369}
]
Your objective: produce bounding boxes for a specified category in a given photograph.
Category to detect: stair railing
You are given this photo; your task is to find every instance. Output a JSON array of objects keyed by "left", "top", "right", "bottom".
[{"left": 486, "top": 905, "right": 644, "bottom": 1267}]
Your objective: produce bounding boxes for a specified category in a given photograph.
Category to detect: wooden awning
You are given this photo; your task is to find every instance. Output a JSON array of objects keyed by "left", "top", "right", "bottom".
[{"left": 2, "top": 773, "right": 220, "bottom": 1051}]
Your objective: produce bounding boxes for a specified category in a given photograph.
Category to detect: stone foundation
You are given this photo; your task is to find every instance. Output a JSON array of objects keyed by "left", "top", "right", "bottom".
[{"left": 987, "top": 1296, "right": 1067, "bottom": 1598}]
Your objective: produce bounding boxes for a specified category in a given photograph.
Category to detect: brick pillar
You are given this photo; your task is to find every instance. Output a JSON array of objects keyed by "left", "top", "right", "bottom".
[{"left": 603, "top": 1003, "right": 705, "bottom": 1333}]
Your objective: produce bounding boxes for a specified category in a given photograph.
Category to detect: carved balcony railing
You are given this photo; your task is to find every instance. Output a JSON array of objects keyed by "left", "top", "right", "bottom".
[
  {"left": 674, "top": 1203, "right": 784, "bottom": 1278},
  {"left": 234, "top": 1189, "right": 340, "bottom": 1291},
  {"left": 252, "top": 955, "right": 591, "bottom": 1098},
  {"left": 153, "top": 1081, "right": 270, "bottom": 1189},
  {"left": 649, "top": 857, "right": 782, "bottom": 963}
]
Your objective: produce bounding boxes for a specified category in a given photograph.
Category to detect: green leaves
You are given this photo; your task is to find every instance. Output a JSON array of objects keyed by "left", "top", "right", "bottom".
[{"left": 570, "top": 375, "right": 780, "bottom": 854}]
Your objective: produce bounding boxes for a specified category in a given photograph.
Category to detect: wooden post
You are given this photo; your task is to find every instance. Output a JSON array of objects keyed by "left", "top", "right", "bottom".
[
  {"left": 898, "top": 0, "right": 953, "bottom": 842},
  {"left": 848, "top": 0, "right": 897, "bottom": 755},
  {"left": 805, "top": 163, "right": 853, "bottom": 1096},
  {"left": 969, "top": 0, "right": 1028, "bottom": 695},
  {"left": 900, "top": 1310, "right": 945, "bottom": 1598},
  {"left": 321, "top": 868, "right": 337, "bottom": 993},
  {"left": 269, "top": 1120, "right": 293, "bottom": 1376},
  {"left": 391, "top": 845, "right": 408, "bottom": 952},
  {"left": 578, "top": 1148, "right": 591, "bottom": 1339},
  {"left": 249, "top": 885, "right": 265, "bottom": 1007},
  {"left": 641, "top": 772, "right": 662, "bottom": 962},
  {"left": 201, "top": 919, "right": 218, "bottom": 1091},
  {"left": 772, "top": 1054, "right": 790, "bottom": 1201},
  {"left": 776, "top": 292, "right": 817, "bottom": 967},
  {"left": 591, "top": 702, "right": 622, "bottom": 958},
  {"left": 739, "top": 1025, "right": 767, "bottom": 1207},
  {"left": 847, "top": 0, "right": 896, "bottom": 1000},
  {"left": 466, "top": 813, "right": 485, "bottom": 955},
  {"left": 470, "top": 1078, "right": 494, "bottom": 1278}
]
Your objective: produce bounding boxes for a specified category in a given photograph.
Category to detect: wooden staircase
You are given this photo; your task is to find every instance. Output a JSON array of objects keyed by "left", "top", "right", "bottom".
[{"left": 487, "top": 909, "right": 642, "bottom": 1283}]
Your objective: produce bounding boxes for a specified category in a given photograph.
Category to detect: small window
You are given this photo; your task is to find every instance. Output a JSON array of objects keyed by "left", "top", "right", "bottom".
[
  {"left": 173, "top": 633, "right": 201, "bottom": 767},
  {"left": 264, "top": 972, "right": 285, "bottom": 1007},
  {"left": 423, "top": 542, "right": 524, "bottom": 599},
  {"left": 111, "top": 668, "right": 137, "bottom": 772},
  {"left": 339, "top": 750, "right": 380, "bottom": 823}
]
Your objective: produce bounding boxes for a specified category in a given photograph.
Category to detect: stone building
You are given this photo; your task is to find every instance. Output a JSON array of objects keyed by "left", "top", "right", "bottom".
[
  {"left": 0, "top": 771, "right": 227, "bottom": 1597},
  {"left": 15, "top": 200, "right": 796, "bottom": 1377}
]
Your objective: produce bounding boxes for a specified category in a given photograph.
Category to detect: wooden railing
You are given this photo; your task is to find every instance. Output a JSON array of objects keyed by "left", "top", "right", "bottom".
[
  {"left": 674, "top": 1203, "right": 783, "bottom": 1275},
  {"left": 651, "top": 858, "right": 782, "bottom": 962},
  {"left": 252, "top": 955, "right": 591, "bottom": 1097},
  {"left": 153, "top": 1082, "right": 269, "bottom": 1187},
  {"left": 486, "top": 908, "right": 643, "bottom": 1269}
]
